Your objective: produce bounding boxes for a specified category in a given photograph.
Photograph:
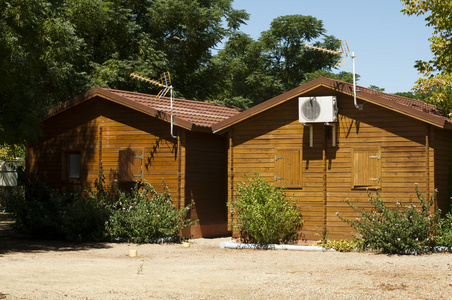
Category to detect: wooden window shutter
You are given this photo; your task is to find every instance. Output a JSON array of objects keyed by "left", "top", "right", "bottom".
[
  {"left": 351, "top": 148, "right": 381, "bottom": 189},
  {"left": 275, "top": 148, "right": 302, "bottom": 188},
  {"left": 118, "top": 148, "right": 143, "bottom": 182}
]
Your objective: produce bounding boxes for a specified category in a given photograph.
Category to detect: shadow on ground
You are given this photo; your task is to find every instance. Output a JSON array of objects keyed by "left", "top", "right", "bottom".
[{"left": 0, "top": 212, "right": 111, "bottom": 255}]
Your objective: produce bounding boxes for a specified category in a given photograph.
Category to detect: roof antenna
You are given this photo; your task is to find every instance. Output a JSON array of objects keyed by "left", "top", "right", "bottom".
[
  {"left": 304, "top": 40, "right": 362, "bottom": 110},
  {"left": 130, "top": 72, "right": 177, "bottom": 138}
]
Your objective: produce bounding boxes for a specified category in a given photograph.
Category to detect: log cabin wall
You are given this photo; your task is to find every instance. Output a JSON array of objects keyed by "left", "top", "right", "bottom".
[
  {"left": 96, "top": 98, "right": 180, "bottom": 197},
  {"left": 27, "top": 98, "right": 102, "bottom": 190},
  {"left": 27, "top": 97, "right": 182, "bottom": 205},
  {"left": 228, "top": 92, "right": 438, "bottom": 240}
]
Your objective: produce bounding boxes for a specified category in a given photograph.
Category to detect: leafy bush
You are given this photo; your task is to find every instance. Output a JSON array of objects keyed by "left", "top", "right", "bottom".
[
  {"left": 3, "top": 165, "right": 197, "bottom": 243},
  {"left": 105, "top": 181, "right": 197, "bottom": 243},
  {"left": 314, "top": 239, "right": 359, "bottom": 252},
  {"left": 228, "top": 172, "right": 303, "bottom": 245},
  {"left": 3, "top": 179, "right": 107, "bottom": 241},
  {"left": 337, "top": 185, "right": 440, "bottom": 254},
  {"left": 434, "top": 212, "right": 452, "bottom": 247}
]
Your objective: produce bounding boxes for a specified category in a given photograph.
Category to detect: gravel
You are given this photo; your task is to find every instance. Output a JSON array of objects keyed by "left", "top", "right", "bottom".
[{"left": 1, "top": 213, "right": 451, "bottom": 299}]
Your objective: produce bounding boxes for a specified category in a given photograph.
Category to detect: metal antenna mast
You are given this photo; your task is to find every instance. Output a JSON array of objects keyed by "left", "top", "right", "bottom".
[
  {"left": 130, "top": 72, "right": 177, "bottom": 138},
  {"left": 305, "top": 40, "right": 361, "bottom": 110}
]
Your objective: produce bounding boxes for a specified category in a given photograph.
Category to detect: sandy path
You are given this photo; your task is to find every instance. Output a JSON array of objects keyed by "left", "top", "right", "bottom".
[{"left": 0, "top": 213, "right": 451, "bottom": 299}]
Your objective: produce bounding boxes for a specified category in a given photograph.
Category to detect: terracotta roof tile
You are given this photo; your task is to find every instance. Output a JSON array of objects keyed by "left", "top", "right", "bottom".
[
  {"left": 47, "top": 87, "right": 243, "bottom": 132},
  {"left": 331, "top": 79, "right": 446, "bottom": 117},
  {"left": 106, "top": 89, "right": 243, "bottom": 128}
]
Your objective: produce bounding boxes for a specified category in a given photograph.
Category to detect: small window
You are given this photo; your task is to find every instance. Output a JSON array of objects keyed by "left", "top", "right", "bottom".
[
  {"left": 274, "top": 148, "right": 302, "bottom": 188},
  {"left": 68, "top": 153, "right": 81, "bottom": 179},
  {"left": 351, "top": 147, "right": 381, "bottom": 189},
  {"left": 63, "top": 151, "right": 81, "bottom": 181},
  {"left": 118, "top": 148, "right": 143, "bottom": 182}
]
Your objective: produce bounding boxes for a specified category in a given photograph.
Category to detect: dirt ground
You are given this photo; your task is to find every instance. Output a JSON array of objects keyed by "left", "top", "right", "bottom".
[{"left": 0, "top": 213, "right": 451, "bottom": 299}]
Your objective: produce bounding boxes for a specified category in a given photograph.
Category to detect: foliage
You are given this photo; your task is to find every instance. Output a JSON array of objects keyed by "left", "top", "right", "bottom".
[
  {"left": 105, "top": 181, "right": 196, "bottom": 243},
  {"left": 143, "top": 0, "right": 249, "bottom": 100},
  {"left": 393, "top": 91, "right": 422, "bottom": 100},
  {"left": 0, "top": 143, "right": 25, "bottom": 160},
  {"left": 368, "top": 85, "right": 385, "bottom": 92},
  {"left": 337, "top": 185, "right": 440, "bottom": 254},
  {"left": 434, "top": 212, "right": 452, "bottom": 248},
  {"left": 207, "top": 15, "right": 342, "bottom": 108},
  {"left": 2, "top": 179, "right": 108, "bottom": 241},
  {"left": 228, "top": 172, "right": 303, "bottom": 245},
  {"left": 401, "top": 0, "right": 452, "bottom": 116},
  {"left": 314, "top": 239, "right": 359, "bottom": 252},
  {"left": 0, "top": 0, "right": 247, "bottom": 144},
  {"left": 3, "top": 164, "right": 197, "bottom": 242},
  {"left": 300, "top": 70, "right": 359, "bottom": 85}
]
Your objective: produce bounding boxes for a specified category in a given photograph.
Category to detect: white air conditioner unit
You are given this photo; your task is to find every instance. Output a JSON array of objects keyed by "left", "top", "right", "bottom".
[{"left": 298, "top": 96, "right": 338, "bottom": 123}]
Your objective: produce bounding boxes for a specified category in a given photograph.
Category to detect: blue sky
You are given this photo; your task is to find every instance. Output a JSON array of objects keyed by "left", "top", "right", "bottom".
[{"left": 230, "top": 0, "right": 432, "bottom": 93}]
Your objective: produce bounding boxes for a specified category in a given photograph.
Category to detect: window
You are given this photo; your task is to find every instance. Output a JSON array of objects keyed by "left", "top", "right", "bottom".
[
  {"left": 118, "top": 148, "right": 143, "bottom": 182},
  {"left": 351, "top": 147, "right": 381, "bottom": 189},
  {"left": 274, "top": 148, "right": 302, "bottom": 188},
  {"left": 63, "top": 151, "right": 81, "bottom": 181},
  {"left": 68, "top": 153, "right": 81, "bottom": 179}
]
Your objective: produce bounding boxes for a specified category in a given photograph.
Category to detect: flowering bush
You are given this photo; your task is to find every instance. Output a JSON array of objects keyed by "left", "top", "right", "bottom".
[
  {"left": 105, "top": 181, "right": 196, "bottom": 243},
  {"left": 337, "top": 185, "right": 441, "bottom": 254},
  {"left": 228, "top": 172, "right": 303, "bottom": 245},
  {"left": 434, "top": 212, "right": 452, "bottom": 247}
]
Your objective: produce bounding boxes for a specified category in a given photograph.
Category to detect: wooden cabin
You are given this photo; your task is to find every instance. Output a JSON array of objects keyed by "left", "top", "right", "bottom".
[
  {"left": 26, "top": 87, "right": 242, "bottom": 238},
  {"left": 212, "top": 77, "right": 452, "bottom": 241}
]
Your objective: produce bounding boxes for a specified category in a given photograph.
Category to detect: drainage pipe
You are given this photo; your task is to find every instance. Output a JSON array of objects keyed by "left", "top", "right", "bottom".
[{"left": 219, "top": 241, "right": 334, "bottom": 251}]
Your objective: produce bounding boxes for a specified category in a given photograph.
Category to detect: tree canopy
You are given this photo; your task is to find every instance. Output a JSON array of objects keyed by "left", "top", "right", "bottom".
[
  {"left": 207, "top": 15, "right": 343, "bottom": 108},
  {"left": 0, "top": 0, "right": 247, "bottom": 144},
  {"left": 401, "top": 0, "right": 452, "bottom": 116}
]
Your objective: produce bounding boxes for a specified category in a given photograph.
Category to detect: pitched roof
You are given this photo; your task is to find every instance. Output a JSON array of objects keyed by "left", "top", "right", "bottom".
[
  {"left": 212, "top": 77, "right": 452, "bottom": 133},
  {"left": 47, "top": 87, "right": 243, "bottom": 132}
]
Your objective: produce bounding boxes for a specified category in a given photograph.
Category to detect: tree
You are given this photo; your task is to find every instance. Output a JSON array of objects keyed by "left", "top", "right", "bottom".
[
  {"left": 133, "top": 0, "right": 249, "bottom": 99},
  {"left": 0, "top": 143, "right": 25, "bottom": 160},
  {"left": 0, "top": 0, "right": 247, "bottom": 144},
  {"left": 209, "top": 15, "right": 342, "bottom": 108},
  {"left": 368, "top": 85, "right": 385, "bottom": 92},
  {"left": 300, "top": 70, "right": 359, "bottom": 85},
  {"left": 401, "top": 0, "right": 452, "bottom": 116}
]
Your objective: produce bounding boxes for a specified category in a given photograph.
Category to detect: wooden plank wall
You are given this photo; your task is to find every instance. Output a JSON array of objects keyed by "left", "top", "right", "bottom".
[
  {"left": 27, "top": 97, "right": 181, "bottom": 205},
  {"left": 184, "top": 132, "right": 229, "bottom": 237},
  {"left": 27, "top": 99, "right": 101, "bottom": 189},
  {"left": 327, "top": 96, "right": 433, "bottom": 240},
  {"left": 97, "top": 99, "right": 179, "bottom": 199},
  {"left": 229, "top": 93, "right": 435, "bottom": 240}
]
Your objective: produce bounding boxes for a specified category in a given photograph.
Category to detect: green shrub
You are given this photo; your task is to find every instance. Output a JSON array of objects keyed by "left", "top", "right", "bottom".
[
  {"left": 337, "top": 185, "right": 440, "bottom": 254},
  {"left": 314, "top": 239, "right": 359, "bottom": 252},
  {"left": 3, "top": 164, "right": 197, "bottom": 243},
  {"left": 228, "top": 172, "right": 303, "bottom": 245},
  {"left": 434, "top": 212, "right": 452, "bottom": 247},
  {"left": 3, "top": 179, "right": 107, "bottom": 241},
  {"left": 105, "top": 181, "right": 197, "bottom": 243}
]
